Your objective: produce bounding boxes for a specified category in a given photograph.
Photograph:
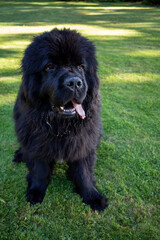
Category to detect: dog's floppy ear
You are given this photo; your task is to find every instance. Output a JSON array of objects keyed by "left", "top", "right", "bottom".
[
  {"left": 85, "top": 67, "right": 100, "bottom": 92},
  {"left": 84, "top": 40, "right": 100, "bottom": 93},
  {"left": 21, "top": 72, "right": 42, "bottom": 105},
  {"left": 83, "top": 71, "right": 100, "bottom": 113}
]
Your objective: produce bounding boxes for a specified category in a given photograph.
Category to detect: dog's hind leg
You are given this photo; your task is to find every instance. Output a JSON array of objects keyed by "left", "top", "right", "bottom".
[{"left": 13, "top": 148, "right": 24, "bottom": 163}]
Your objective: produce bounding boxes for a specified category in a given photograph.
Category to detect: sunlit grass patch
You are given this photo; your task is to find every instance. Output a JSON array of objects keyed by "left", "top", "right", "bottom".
[
  {"left": 125, "top": 50, "right": 160, "bottom": 57},
  {"left": 0, "top": 25, "right": 143, "bottom": 37},
  {"left": 101, "top": 73, "right": 160, "bottom": 83}
]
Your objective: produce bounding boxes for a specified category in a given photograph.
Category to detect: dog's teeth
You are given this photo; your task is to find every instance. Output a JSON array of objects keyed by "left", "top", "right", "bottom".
[{"left": 63, "top": 108, "right": 75, "bottom": 113}]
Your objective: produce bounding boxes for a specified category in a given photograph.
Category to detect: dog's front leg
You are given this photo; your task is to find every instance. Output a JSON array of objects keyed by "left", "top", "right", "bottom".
[
  {"left": 67, "top": 152, "right": 108, "bottom": 211},
  {"left": 26, "top": 159, "right": 53, "bottom": 204}
]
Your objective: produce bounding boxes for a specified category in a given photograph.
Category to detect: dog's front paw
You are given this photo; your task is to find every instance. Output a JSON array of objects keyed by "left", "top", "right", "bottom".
[
  {"left": 26, "top": 188, "right": 45, "bottom": 205},
  {"left": 84, "top": 193, "right": 108, "bottom": 211}
]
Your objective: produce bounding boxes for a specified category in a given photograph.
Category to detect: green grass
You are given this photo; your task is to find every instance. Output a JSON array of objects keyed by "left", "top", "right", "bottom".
[{"left": 0, "top": 1, "right": 160, "bottom": 239}]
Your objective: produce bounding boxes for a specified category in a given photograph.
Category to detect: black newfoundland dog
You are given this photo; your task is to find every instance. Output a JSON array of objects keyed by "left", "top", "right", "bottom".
[{"left": 13, "top": 28, "right": 107, "bottom": 211}]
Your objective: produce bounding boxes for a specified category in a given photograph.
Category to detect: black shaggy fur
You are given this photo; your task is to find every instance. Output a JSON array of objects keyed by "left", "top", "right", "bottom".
[{"left": 13, "top": 28, "right": 107, "bottom": 211}]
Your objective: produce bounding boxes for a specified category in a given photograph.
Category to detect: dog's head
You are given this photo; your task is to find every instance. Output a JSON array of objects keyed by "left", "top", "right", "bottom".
[{"left": 22, "top": 28, "right": 99, "bottom": 119}]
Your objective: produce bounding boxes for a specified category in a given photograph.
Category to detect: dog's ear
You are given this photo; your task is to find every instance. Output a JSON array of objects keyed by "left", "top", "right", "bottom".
[
  {"left": 84, "top": 71, "right": 100, "bottom": 113},
  {"left": 85, "top": 69, "right": 100, "bottom": 92},
  {"left": 84, "top": 41, "right": 100, "bottom": 93},
  {"left": 21, "top": 72, "right": 42, "bottom": 105}
]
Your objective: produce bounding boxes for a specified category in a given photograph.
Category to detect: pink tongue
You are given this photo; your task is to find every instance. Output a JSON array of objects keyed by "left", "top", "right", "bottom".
[{"left": 71, "top": 99, "right": 86, "bottom": 119}]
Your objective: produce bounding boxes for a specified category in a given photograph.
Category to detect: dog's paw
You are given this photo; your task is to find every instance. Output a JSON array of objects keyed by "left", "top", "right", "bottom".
[
  {"left": 26, "top": 188, "right": 44, "bottom": 205},
  {"left": 84, "top": 194, "right": 108, "bottom": 211}
]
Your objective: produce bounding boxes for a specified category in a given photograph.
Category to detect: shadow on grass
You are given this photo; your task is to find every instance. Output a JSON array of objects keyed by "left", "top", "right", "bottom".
[
  {"left": 0, "top": 1, "right": 160, "bottom": 38},
  {"left": 0, "top": 79, "right": 20, "bottom": 95},
  {"left": 0, "top": 48, "right": 21, "bottom": 59},
  {"left": 0, "top": 1, "right": 159, "bottom": 77}
]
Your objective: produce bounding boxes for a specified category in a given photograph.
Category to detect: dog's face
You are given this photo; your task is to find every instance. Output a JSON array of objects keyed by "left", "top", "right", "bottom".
[
  {"left": 22, "top": 29, "right": 99, "bottom": 119},
  {"left": 41, "top": 62, "right": 88, "bottom": 119}
]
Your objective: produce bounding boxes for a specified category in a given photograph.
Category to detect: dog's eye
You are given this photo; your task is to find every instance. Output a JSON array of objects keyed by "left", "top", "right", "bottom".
[
  {"left": 78, "top": 65, "right": 84, "bottom": 71},
  {"left": 45, "top": 64, "right": 55, "bottom": 71}
]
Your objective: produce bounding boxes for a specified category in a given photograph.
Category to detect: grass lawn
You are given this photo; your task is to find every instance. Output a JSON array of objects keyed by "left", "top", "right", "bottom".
[{"left": 0, "top": 0, "right": 160, "bottom": 239}]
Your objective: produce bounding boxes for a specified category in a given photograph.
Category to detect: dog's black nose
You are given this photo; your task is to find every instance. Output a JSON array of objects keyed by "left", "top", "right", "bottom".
[{"left": 64, "top": 77, "right": 83, "bottom": 91}]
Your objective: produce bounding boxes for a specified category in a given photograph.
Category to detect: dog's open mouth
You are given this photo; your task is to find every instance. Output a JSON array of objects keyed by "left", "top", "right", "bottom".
[{"left": 52, "top": 99, "right": 85, "bottom": 119}]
